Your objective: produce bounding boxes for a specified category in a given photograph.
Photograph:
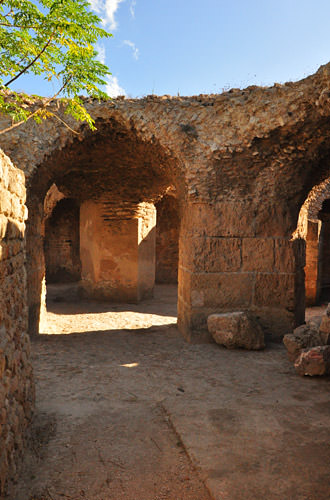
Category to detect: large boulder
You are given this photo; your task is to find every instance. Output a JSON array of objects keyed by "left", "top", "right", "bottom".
[
  {"left": 294, "top": 346, "right": 330, "bottom": 376},
  {"left": 207, "top": 311, "right": 265, "bottom": 350}
]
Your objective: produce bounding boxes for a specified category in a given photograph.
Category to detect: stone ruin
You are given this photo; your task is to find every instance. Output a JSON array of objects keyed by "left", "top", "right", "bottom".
[
  {"left": 283, "top": 304, "right": 330, "bottom": 376},
  {"left": 0, "top": 62, "right": 330, "bottom": 494}
]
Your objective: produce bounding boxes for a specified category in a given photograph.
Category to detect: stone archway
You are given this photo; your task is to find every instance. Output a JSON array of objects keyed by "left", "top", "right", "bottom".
[
  {"left": 23, "top": 115, "right": 185, "bottom": 336},
  {"left": 44, "top": 196, "right": 81, "bottom": 284},
  {"left": 296, "top": 179, "right": 330, "bottom": 305}
]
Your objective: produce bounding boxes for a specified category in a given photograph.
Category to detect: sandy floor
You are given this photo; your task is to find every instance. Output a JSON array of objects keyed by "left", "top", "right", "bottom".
[{"left": 8, "top": 285, "right": 330, "bottom": 500}]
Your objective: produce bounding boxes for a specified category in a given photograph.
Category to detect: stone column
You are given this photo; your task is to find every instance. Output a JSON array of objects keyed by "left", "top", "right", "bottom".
[
  {"left": 25, "top": 196, "right": 47, "bottom": 336},
  {"left": 80, "top": 200, "right": 156, "bottom": 302},
  {"left": 305, "top": 220, "right": 321, "bottom": 305},
  {"left": 178, "top": 200, "right": 254, "bottom": 343},
  {"left": 319, "top": 212, "right": 330, "bottom": 294},
  {"left": 177, "top": 199, "right": 305, "bottom": 343}
]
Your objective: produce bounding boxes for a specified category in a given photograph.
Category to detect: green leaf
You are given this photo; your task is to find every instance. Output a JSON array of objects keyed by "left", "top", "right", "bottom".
[{"left": 0, "top": 0, "right": 113, "bottom": 132}]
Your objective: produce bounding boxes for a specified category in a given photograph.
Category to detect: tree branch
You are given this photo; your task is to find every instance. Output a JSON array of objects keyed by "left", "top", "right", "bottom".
[
  {"left": 48, "top": 112, "right": 80, "bottom": 135},
  {"left": 0, "top": 23, "right": 40, "bottom": 28},
  {"left": 0, "top": 76, "right": 73, "bottom": 135},
  {"left": 4, "top": 35, "right": 54, "bottom": 87}
]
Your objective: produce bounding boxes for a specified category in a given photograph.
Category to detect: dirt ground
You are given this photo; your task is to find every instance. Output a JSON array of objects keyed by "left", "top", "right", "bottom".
[{"left": 8, "top": 285, "right": 330, "bottom": 500}]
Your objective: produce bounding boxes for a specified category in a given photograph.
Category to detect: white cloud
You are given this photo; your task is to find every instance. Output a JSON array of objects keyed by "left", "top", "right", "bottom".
[
  {"left": 105, "top": 75, "right": 126, "bottom": 97},
  {"left": 123, "top": 39, "right": 139, "bottom": 60},
  {"left": 89, "top": 0, "right": 124, "bottom": 30},
  {"left": 130, "top": 0, "right": 136, "bottom": 18},
  {"left": 89, "top": 0, "right": 103, "bottom": 14},
  {"left": 95, "top": 43, "right": 106, "bottom": 64}
]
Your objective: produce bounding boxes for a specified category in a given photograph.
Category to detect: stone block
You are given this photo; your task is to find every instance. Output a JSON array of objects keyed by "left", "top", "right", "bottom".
[
  {"left": 207, "top": 311, "right": 265, "bottom": 350},
  {"left": 181, "top": 201, "right": 255, "bottom": 238},
  {"left": 8, "top": 169, "right": 25, "bottom": 199},
  {"left": 191, "top": 272, "right": 253, "bottom": 308},
  {"left": 294, "top": 346, "right": 330, "bottom": 376},
  {"left": 254, "top": 273, "right": 295, "bottom": 309},
  {"left": 274, "top": 239, "right": 295, "bottom": 273},
  {"left": 180, "top": 237, "right": 241, "bottom": 272},
  {"left": 242, "top": 238, "right": 274, "bottom": 271},
  {"left": 0, "top": 188, "right": 11, "bottom": 217}
]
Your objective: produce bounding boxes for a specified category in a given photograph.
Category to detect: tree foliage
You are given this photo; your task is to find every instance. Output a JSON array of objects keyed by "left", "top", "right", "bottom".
[{"left": 0, "top": 0, "right": 112, "bottom": 134}]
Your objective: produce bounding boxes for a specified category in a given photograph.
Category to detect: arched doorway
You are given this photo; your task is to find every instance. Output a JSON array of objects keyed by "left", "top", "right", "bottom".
[{"left": 25, "top": 116, "right": 184, "bottom": 336}]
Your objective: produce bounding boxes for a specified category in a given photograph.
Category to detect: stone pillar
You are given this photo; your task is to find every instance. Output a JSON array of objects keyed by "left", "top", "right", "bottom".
[
  {"left": 319, "top": 213, "right": 330, "bottom": 293},
  {"left": 178, "top": 201, "right": 254, "bottom": 343},
  {"left": 177, "top": 199, "right": 305, "bottom": 343},
  {"left": 155, "top": 195, "right": 179, "bottom": 284},
  {"left": 80, "top": 200, "right": 156, "bottom": 302},
  {"left": 26, "top": 197, "right": 47, "bottom": 336},
  {"left": 305, "top": 220, "right": 321, "bottom": 305}
]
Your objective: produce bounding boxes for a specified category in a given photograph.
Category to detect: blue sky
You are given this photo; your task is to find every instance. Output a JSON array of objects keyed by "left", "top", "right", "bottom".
[{"left": 11, "top": 0, "right": 330, "bottom": 98}]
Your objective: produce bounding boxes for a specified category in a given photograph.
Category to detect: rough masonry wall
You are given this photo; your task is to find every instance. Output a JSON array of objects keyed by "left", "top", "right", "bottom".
[
  {"left": 155, "top": 195, "right": 179, "bottom": 284},
  {"left": 0, "top": 150, "right": 34, "bottom": 495},
  {"left": 44, "top": 198, "right": 81, "bottom": 283}
]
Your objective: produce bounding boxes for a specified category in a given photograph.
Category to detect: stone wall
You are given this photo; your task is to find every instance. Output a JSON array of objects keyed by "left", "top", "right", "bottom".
[
  {"left": 178, "top": 202, "right": 306, "bottom": 342},
  {"left": 155, "top": 194, "right": 179, "bottom": 284},
  {"left": 0, "top": 150, "right": 34, "bottom": 496},
  {"left": 44, "top": 198, "right": 81, "bottom": 283}
]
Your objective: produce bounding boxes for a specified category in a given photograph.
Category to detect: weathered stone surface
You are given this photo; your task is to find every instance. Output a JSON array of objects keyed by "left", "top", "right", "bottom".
[
  {"left": 155, "top": 194, "right": 179, "bottom": 284},
  {"left": 80, "top": 199, "right": 156, "bottom": 302},
  {"left": 283, "top": 324, "right": 322, "bottom": 362},
  {"left": 0, "top": 150, "right": 34, "bottom": 496},
  {"left": 254, "top": 273, "right": 295, "bottom": 309},
  {"left": 294, "top": 346, "right": 330, "bottom": 376},
  {"left": 207, "top": 311, "right": 265, "bottom": 350},
  {"left": 315, "top": 305, "right": 330, "bottom": 345},
  {"left": 242, "top": 238, "right": 274, "bottom": 272},
  {"left": 191, "top": 273, "right": 254, "bottom": 309},
  {"left": 43, "top": 194, "right": 81, "bottom": 283}
]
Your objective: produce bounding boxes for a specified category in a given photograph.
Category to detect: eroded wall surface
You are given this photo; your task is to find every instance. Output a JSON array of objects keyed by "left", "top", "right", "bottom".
[
  {"left": 44, "top": 198, "right": 81, "bottom": 283},
  {"left": 0, "top": 150, "right": 34, "bottom": 496},
  {"left": 155, "top": 195, "right": 179, "bottom": 284}
]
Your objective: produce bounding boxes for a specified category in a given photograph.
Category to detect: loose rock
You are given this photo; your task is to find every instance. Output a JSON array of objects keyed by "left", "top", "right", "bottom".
[
  {"left": 207, "top": 311, "right": 265, "bottom": 350},
  {"left": 283, "top": 324, "right": 322, "bottom": 362},
  {"left": 294, "top": 346, "right": 330, "bottom": 376}
]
